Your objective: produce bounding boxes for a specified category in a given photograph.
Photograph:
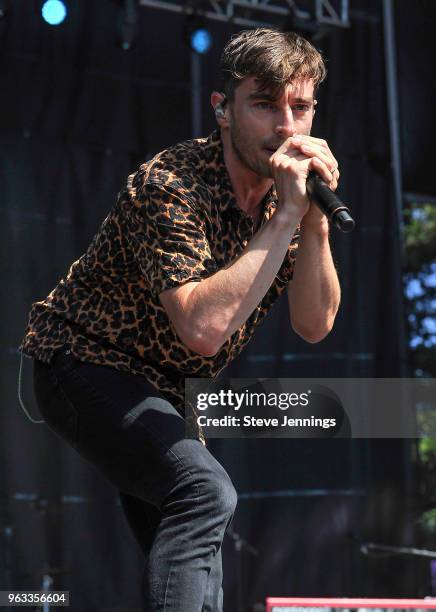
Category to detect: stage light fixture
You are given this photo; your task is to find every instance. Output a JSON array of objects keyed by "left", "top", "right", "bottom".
[
  {"left": 41, "top": 0, "right": 67, "bottom": 25},
  {"left": 190, "top": 28, "right": 212, "bottom": 54},
  {"left": 183, "top": 15, "right": 212, "bottom": 55}
]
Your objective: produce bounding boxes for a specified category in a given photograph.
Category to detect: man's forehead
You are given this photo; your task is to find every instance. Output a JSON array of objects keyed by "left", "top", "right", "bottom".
[{"left": 240, "top": 76, "right": 314, "bottom": 99}]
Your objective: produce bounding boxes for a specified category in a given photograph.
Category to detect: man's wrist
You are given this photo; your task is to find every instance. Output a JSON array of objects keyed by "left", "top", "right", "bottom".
[
  {"left": 271, "top": 208, "right": 302, "bottom": 232},
  {"left": 300, "top": 215, "right": 330, "bottom": 236}
]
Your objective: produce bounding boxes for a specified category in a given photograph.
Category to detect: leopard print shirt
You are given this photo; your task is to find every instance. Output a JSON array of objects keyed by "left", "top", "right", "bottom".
[{"left": 18, "top": 129, "right": 300, "bottom": 444}]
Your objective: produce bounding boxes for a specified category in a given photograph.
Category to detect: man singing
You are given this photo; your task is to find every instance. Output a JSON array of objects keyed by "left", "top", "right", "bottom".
[{"left": 19, "top": 27, "right": 340, "bottom": 612}]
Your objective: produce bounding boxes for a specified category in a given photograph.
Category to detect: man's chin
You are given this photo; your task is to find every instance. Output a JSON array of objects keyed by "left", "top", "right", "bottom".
[
  {"left": 249, "top": 158, "right": 272, "bottom": 179},
  {"left": 257, "top": 166, "right": 273, "bottom": 179}
]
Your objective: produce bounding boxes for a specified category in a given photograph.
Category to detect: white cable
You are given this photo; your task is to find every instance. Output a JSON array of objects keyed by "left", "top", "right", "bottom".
[{"left": 17, "top": 351, "right": 45, "bottom": 424}]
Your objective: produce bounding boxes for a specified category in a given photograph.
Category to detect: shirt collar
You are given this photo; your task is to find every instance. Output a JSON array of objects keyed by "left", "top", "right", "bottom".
[{"left": 202, "top": 129, "right": 278, "bottom": 221}]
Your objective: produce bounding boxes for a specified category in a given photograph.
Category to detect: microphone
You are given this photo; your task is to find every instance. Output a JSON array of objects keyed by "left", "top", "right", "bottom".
[{"left": 306, "top": 171, "right": 355, "bottom": 233}]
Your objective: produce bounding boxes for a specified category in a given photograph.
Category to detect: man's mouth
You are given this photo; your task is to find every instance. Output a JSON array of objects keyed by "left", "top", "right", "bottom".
[{"left": 264, "top": 144, "right": 283, "bottom": 153}]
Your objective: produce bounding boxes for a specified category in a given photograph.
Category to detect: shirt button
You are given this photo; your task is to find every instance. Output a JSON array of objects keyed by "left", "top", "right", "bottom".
[{"left": 65, "top": 349, "right": 71, "bottom": 355}]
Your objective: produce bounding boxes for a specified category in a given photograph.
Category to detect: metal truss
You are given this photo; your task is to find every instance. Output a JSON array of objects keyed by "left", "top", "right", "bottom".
[{"left": 138, "top": 0, "right": 349, "bottom": 29}]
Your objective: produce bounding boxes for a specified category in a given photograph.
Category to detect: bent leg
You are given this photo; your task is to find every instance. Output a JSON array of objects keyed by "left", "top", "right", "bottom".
[
  {"left": 33, "top": 353, "right": 237, "bottom": 612},
  {"left": 141, "top": 435, "right": 236, "bottom": 611}
]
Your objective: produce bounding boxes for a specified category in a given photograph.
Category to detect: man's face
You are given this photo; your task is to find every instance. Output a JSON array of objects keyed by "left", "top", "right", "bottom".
[{"left": 226, "top": 76, "right": 316, "bottom": 179}]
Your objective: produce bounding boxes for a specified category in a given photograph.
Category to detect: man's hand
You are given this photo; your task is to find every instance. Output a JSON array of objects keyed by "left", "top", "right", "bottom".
[
  {"left": 293, "top": 135, "right": 340, "bottom": 230},
  {"left": 285, "top": 135, "right": 341, "bottom": 341},
  {"left": 290, "top": 134, "right": 340, "bottom": 190},
  {"left": 269, "top": 134, "right": 340, "bottom": 227}
]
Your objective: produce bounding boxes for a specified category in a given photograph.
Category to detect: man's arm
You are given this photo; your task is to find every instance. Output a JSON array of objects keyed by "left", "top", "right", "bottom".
[
  {"left": 286, "top": 209, "right": 341, "bottom": 344},
  {"left": 159, "top": 208, "right": 299, "bottom": 357},
  {"left": 160, "top": 135, "right": 342, "bottom": 356}
]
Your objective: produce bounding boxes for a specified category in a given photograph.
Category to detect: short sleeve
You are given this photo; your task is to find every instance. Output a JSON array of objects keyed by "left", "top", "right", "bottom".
[
  {"left": 276, "top": 223, "right": 301, "bottom": 283},
  {"left": 124, "top": 181, "right": 218, "bottom": 295}
]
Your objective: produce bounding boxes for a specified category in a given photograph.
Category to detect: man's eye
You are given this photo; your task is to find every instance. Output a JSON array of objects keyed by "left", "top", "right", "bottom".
[
  {"left": 293, "top": 104, "right": 311, "bottom": 112},
  {"left": 255, "top": 102, "right": 275, "bottom": 110}
]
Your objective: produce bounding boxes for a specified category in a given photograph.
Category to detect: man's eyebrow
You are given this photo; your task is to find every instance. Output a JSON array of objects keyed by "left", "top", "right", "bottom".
[
  {"left": 292, "top": 97, "right": 314, "bottom": 104},
  {"left": 247, "top": 92, "right": 277, "bottom": 101}
]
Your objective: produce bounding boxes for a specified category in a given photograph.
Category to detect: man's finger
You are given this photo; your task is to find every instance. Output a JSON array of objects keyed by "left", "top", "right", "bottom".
[
  {"left": 299, "top": 143, "right": 338, "bottom": 173},
  {"left": 272, "top": 136, "right": 296, "bottom": 157},
  {"left": 293, "top": 135, "right": 330, "bottom": 150},
  {"left": 310, "top": 156, "right": 335, "bottom": 186},
  {"left": 292, "top": 135, "right": 336, "bottom": 163}
]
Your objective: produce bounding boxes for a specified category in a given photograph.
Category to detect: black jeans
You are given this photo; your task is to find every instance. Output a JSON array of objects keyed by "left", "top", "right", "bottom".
[{"left": 32, "top": 348, "right": 237, "bottom": 612}]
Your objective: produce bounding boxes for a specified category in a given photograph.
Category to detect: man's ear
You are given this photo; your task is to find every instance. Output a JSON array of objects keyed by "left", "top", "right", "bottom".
[
  {"left": 211, "top": 91, "right": 229, "bottom": 125},
  {"left": 215, "top": 104, "right": 226, "bottom": 119}
]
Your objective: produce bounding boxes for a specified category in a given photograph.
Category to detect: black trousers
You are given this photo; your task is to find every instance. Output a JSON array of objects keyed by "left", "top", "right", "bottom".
[{"left": 32, "top": 348, "right": 237, "bottom": 611}]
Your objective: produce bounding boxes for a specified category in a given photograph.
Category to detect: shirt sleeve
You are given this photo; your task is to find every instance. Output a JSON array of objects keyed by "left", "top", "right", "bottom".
[{"left": 124, "top": 181, "right": 218, "bottom": 295}]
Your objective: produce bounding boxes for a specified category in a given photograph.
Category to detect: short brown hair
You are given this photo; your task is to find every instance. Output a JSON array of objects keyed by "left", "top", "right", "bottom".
[{"left": 220, "top": 27, "right": 327, "bottom": 102}]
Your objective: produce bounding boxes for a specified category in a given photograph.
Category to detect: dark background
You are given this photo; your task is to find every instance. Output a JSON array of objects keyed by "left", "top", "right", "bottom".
[{"left": 1, "top": 0, "right": 435, "bottom": 609}]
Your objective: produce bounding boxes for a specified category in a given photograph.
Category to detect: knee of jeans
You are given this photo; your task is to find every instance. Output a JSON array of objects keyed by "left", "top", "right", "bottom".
[{"left": 202, "top": 470, "right": 238, "bottom": 518}]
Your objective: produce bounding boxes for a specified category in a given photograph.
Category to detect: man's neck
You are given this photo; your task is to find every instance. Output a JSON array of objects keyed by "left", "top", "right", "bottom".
[{"left": 221, "top": 130, "right": 273, "bottom": 217}]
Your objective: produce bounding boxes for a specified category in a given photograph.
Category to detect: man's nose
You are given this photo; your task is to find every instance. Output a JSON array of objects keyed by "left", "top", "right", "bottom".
[{"left": 274, "top": 109, "right": 296, "bottom": 138}]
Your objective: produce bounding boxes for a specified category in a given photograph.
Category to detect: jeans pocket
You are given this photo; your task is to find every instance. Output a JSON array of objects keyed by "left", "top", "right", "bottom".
[{"left": 33, "top": 358, "right": 79, "bottom": 448}]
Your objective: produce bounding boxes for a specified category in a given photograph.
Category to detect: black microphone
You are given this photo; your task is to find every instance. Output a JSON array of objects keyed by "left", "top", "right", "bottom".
[{"left": 306, "top": 171, "right": 355, "bottom": 233}]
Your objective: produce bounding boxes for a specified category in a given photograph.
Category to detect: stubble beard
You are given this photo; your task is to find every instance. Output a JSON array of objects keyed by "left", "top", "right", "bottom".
[
  {"left": 229, "top": 123, "right": 273, "bottom": 179},
  {"left": 229, "top": 117, "right": 312, "bottom": 180}
]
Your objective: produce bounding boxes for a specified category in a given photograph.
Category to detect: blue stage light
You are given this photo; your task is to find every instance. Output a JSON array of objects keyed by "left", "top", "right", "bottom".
[
  {"left": 190, "top": 28, "right": 212, "bottom": 54},
  {"left": 42, "top": 0, "right": 67, "bottom": 26}
]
